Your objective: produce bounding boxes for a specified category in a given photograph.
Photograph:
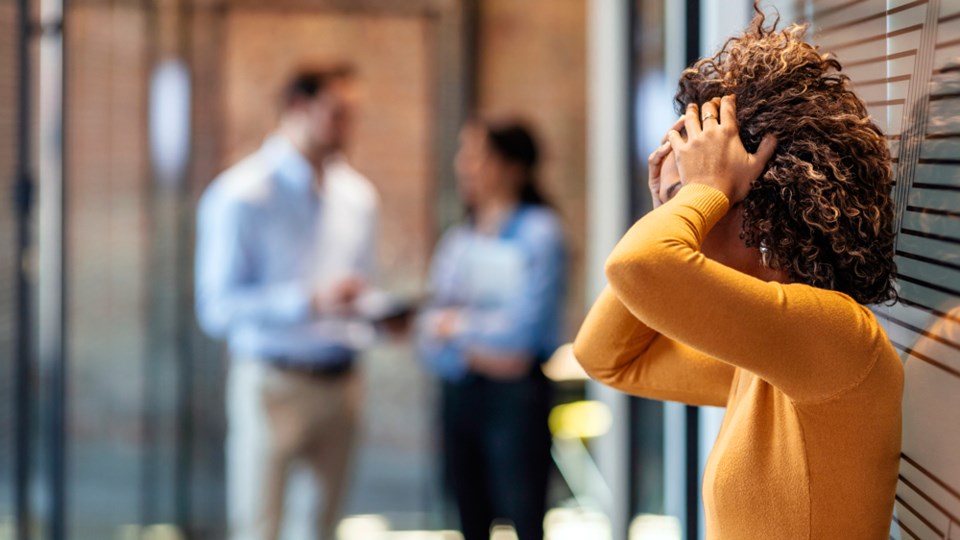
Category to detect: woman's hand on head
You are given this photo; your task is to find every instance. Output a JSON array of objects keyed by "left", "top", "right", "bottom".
[
  {"left": 648, "top": 116, "right": 685, "bottom": 208},
  {"left": 666, "top": 95, "right": 777, "bottom": 204}
]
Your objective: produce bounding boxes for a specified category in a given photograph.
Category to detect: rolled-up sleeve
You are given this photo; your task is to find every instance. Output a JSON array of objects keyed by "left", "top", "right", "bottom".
[
  {"left": 417, "top": 229, "right": 469, "bottom": 379},
  {"left": 194, "top": 190, "right": 312, "bottom": 339}
]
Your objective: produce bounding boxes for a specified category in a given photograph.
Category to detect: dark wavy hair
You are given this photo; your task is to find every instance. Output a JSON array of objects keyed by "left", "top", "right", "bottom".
[
  {"left": 482, "top": 119, "right": 551, "bottom": 207},
  {"left": 675, "top": 6, "right": 898, "bottom": 305}
]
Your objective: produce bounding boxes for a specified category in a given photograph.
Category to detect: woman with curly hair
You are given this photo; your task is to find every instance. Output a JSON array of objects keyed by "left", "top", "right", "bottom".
[{"left": 574, "top": 10, "right": 903, "bottom": 539}]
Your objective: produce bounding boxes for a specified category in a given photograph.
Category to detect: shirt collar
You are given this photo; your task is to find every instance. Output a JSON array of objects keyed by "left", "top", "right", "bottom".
[
  {"left": 261, "top": 134, "right": 316, "bottom": 193},
  {"left": 468, "top": 203, "right": 526, "bottom": 240}
]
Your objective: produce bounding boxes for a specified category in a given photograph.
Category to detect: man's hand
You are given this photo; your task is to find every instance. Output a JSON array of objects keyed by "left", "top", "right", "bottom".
[
  {"left": 666, "top": 95, "right": 777, "bottom": 204},
  {"left": 312, "top": 276, "right": 367, "bottom": 316}
]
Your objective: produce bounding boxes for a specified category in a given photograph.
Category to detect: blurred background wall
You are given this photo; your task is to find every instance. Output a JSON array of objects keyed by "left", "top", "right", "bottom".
[
  {"left": 0, "top": 0, "right": 590, "bottom": 538},
  {"left": 2, "top": 1, "right": 959, "bottom": 539}
]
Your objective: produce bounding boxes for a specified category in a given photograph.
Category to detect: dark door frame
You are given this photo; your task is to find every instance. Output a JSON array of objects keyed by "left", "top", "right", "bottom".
[{"left": 14, "top": 0, "right": 33, "bottom": 536}]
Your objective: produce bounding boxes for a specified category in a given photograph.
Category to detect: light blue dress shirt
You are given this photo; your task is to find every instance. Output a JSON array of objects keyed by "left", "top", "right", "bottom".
[
  {"left": 195, "top": 135, "right": 378, "bottom": 363},
  {"left": 417, "top": 205, "right": 568, "bottom": 381}
]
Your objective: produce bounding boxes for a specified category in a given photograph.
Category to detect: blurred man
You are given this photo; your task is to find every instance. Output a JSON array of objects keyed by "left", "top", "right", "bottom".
[{"left": 195, "top": 64, "right": 378, "bottom": 540}]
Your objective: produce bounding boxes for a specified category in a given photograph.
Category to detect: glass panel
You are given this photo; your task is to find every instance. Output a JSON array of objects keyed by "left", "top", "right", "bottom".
[
  {"left": 64, "top": 3, "right": 151, "bottom": 538},
  {"left": 3, "top": 2, "right": 505, "bottom": 538},
  {"left": 628, "top": 0, "right": 668, "bottom": 520},
  {"left": 804, "top": 0, "right": 960, "bottom": 536},
  {"left": 0, "top": 0, "right": 19, "bottom": 530}
]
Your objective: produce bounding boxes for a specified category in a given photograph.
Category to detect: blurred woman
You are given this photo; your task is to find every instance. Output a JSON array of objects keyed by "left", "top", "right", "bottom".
[
  {"left": 418, "top": 119, "right": 567, "bottom": 540},
  {"left": 574, "top": 11, "right": 902, "bottom": 539}
]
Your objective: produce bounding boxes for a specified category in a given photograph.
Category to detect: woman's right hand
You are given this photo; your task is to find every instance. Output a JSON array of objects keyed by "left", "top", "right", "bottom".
[{"left": 666, "top": 95, "right": 777, "bottom": 204}]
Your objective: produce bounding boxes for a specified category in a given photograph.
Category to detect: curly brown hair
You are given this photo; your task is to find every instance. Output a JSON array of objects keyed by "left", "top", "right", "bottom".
[{"left": 675, "top": 6, "right": 898, "bottom": 305}]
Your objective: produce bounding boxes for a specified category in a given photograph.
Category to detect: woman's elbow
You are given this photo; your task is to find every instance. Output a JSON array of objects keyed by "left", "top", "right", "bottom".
[
  {"left": 572, "top": 332, "right": 621, "bottom": 385},
  {"left": 604, "top": 240, "right": 674, "bottom": 299},
  {"left": 603, "top": 253, "right": 644, "bottom": 296},
  {"left": 603, "top": 257, "right": 626, "bottom": 288}
]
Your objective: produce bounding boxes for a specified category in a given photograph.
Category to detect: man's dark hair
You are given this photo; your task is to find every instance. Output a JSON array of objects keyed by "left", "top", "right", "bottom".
[{"left": 281, "top": 63, "right": 356, "bottom": 110}]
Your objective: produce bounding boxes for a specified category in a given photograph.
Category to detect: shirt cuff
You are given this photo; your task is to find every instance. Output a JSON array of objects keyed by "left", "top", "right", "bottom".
[
  {"left": 272, "top": 282, "right": 313, "bottom": 324},
  {"left": 670, "top": 183, "right": 731, "bottom": 229}
]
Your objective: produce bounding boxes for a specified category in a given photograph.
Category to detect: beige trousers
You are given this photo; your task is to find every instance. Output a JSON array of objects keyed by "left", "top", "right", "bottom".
[{"left": 227, "top": 359, "right": 361, "bottom": 540}]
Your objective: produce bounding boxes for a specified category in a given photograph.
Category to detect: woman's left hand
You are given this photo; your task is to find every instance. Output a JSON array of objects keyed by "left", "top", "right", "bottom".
[
  {"left": 667, "top": 94, "right": 777, "bottom": 204},
  {"left": 648, "top": 116, "right": 685, "bottom": 208},
  {"left": 432, "top": 309, "right": 463, "bottom": 340}
]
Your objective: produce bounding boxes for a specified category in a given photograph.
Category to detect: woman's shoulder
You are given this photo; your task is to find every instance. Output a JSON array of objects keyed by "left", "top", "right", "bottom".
[
  {"left": 515, "top": 205, "right": 565, "bottom": 243},
  {"left": 780, "top": 283, "right": 903, "bottom": 405},
  {"left": 784, "top": 281, "right": 893, "bottom": 352},
  {"left": 436, "top": 222, "right": 471, "bottom": 249}
]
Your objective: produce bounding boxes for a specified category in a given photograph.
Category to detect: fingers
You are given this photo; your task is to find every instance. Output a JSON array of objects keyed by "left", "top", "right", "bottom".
[
  {"left": 750, "top": 134, "right": 778, "bottom": 172},
  {"left": 648, "top": 141, "right": 672, "bottom": 209},
  {"left": 720, "top": 94, "right": 738, "bottom": 129},
  {"left": 701, "top": 99, "right": 720, "bottom": 128},
  {"left": 667, "top": 129, "right": 686, "bottom": 152},
  {"left": 648, "top": 141, "right": 671, "bottom": 167},
  {"left": 662, "top": 116, "right": 686, "bottom": 144},
  {"left": 684, "top": 103, "right": 702, "bottom": 137},
  {"left": 744, "top": 134, "right": 778, "bottom": 184}
]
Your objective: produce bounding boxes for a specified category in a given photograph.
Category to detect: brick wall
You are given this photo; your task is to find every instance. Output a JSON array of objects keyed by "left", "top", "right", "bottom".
[
  {"left": 0, "top": 0, "right": 589, "bottom": 532},
  {"left": 476, "top": 0, "right": 588, "bottom": 334},
  {"left": 221, "top": 9, "right": 435, "bottom": 289}
]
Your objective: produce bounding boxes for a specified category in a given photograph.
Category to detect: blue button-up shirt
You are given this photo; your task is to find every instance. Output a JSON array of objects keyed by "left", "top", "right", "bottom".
[
  {"left": 195, "top": 135, "right": 379, "bottom": 362},
  {"left": 417, "top": 205, "right": 568, "bottom": 381}
]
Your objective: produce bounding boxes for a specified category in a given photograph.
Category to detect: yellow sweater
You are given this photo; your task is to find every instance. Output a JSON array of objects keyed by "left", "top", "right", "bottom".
[{"left": 574, "top": 184, "right": 903, "bottom": 539}]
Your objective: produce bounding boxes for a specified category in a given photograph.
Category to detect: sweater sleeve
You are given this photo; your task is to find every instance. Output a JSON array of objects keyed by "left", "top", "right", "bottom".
[
  {"left": 574, "top": 286, "right": 735, "bottom": 407},
  {"left": 598, "top": 183, "right": 885, "bottom": 403}
]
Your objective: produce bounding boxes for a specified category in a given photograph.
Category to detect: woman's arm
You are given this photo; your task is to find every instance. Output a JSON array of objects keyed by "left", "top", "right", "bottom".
[
  {"left": 417, "top": 229, "right": 471, "bottom": 380},
  {"left": 614, "top": 95, "right": 885, "bottom": 402},
  {"left": 607, "top": 182, "right": 884, "bottom": 404},
  {"left": 573, "top": 110, "right": 736, "bottom": 406},
  {"left": 574, "top": 286, "right": 735, "bottom": 407},
  {"left": 585, "top": 95, "right": 885, "bottom": 403}
]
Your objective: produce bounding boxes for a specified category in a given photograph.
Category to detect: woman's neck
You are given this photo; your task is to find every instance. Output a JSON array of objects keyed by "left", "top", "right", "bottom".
[
  {"left": 752, "top": 257, "right": 792, "bottom": 283},
  {"left": 474, "top": 195, "right": 519, "bottom": 236}
]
